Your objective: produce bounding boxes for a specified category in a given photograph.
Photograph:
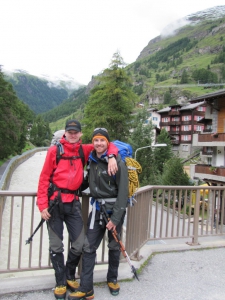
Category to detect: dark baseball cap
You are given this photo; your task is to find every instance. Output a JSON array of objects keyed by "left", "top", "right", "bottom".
[{"left": 65, "top": 119, "right": 81, "bottom": 132}]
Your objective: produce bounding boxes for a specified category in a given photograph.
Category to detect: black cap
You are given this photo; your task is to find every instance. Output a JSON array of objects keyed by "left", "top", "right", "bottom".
[
  {"left": 92, "top": 128, "right": 110, "bottom": 142},
  {"left": 65, "top": 119, "right": 81, "bottom": 132}
]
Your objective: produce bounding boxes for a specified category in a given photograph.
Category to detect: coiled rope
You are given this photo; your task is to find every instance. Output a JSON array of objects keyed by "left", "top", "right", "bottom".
[{"left": 125, "top": 157, "right": 142, "bottom": 198}]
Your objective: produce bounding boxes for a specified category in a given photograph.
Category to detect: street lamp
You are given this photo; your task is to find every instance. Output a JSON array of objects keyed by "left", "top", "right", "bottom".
[{"left": 134, "top": 143, "right": 167, "bottom": 160}]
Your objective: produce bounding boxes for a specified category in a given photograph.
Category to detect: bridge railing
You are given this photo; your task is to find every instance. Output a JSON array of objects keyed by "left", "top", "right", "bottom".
[
  {"left": 0, "top": 185, "right": 224, "bottom": 275},
  {"left": 126, "top": 185, "right": 225, "bottom": 260}
]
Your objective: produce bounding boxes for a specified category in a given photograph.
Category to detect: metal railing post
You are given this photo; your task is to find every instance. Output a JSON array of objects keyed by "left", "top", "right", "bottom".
[{"left": 189, "top": 189, "right": 200, "bottom": 245}]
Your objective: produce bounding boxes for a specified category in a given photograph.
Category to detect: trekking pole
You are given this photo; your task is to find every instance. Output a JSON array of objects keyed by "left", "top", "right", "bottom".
[
  {"left": 25, "top": 199, "right": 58, "bottom": 245},
  {"left": 101, "top": 205, "right": 139, "bottom": 281}
]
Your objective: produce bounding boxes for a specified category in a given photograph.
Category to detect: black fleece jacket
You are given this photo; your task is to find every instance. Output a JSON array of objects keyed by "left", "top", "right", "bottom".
[{"left": 88, "top": 151, "right": 129, "bottom": 226}]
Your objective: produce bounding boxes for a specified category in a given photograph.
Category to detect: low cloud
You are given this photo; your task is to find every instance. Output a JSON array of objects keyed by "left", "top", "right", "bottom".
[{"left": 161, "top": 17, "right": 191, "bottom": 37}]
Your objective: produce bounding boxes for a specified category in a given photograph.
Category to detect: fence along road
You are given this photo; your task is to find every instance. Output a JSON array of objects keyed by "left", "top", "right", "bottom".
[
  {"left": 0, "top": 150, "right": 105, "bottom": 279},
  {"left": 0, "top": 151, "right": 55, "bottom": 276}
]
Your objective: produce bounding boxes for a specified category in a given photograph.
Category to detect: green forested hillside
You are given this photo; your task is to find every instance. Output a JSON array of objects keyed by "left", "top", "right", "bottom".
[
  {"left": 5, "top": 72, "right": 70, "bottom": 114},
  {"left": 0, "top": 70, "right": 35, "bottom": 159},
  {"left": 5, "top": 6, "right": 225, "bottom": 133},
  {"left": 41, "top": 86, "right": 88, "bottom": 123},
  {"left": 127, "top": 11, "right": 225, "bottom": 104},
  {"left": 0, "top": 70, "right": 57, "bottom": 159}
]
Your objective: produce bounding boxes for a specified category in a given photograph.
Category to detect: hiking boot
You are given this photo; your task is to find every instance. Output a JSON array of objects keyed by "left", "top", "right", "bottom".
[
  {"left": 68, "top": 290, "right": 94, "bottom": 300},
  {"left": 107, "top": 281, "right": 120, "bottom": 296},
  {"left": 67, "top": 279, "right": 80, "bottom": 292},
  {"left": 54, "top": 285, "right": 67, "bottom": 299}
]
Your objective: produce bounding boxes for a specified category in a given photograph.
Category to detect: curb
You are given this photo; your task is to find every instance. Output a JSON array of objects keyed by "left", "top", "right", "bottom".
[{"left": 1, "top": 239, "right": 225, "bottom": 296}]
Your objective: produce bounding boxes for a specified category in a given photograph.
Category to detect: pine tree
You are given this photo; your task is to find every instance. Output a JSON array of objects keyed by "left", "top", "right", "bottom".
[
  {"left": 164, "top": 91, "right": 172, "bottom": 104},
  {"left": 82, "top": 52, "right": 138, "bottom": 141},
  {"left": 180, "top": 69, "right": 188, "bottom": 84},
  {"left": 29, "top": 115, "right": 51, "bottom": 146},
  {"left": 129, "top": 108, "right": 155, "bottom": 186},
  {"left": 162, "top": 157, "right": 192, "bottom": 186},
  {"left": 0, "top": 70, "right": 34, "bottom": 159},
  {"left": 153, "top": 128, "right": 173, "bottom": 174}
]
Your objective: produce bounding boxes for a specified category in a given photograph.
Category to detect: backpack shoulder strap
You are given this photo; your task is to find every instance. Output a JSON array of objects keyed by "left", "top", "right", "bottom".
[
  {"left": 78, "top": 145, "right": 85, "bottom": 168},
  {"left": 55, "top": 141, "right": 64, "bottom": 165},
  {"left": 55, "top": 142, "right": 85, "bottom": 167}
]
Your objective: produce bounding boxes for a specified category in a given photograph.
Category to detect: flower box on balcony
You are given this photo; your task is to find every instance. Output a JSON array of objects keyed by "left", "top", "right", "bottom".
[{"left": 209, "top": 166, "right": 217, "bottom": 174}]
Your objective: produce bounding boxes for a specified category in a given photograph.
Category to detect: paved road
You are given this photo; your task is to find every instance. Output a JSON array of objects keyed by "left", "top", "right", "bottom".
[{"left": 1, "top": 246, "right": 225, "bottom": 300}]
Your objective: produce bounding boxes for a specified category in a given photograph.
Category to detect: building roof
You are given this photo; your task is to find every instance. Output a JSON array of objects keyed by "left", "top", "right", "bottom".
[
  {"left": 190, "top": 89, "right": 225, "bottom": 102},
  {"left": 147, "top": 108, "right": 158, "bottom": 112},
  {"left": 180, "top": 101, "right": 205, "bottom": 110},
  {"left": 157, "top": 107, "right": 171, "bottom": 113},
  {"left": 157, "top": 101, "right": 205, "bottom": 113}
]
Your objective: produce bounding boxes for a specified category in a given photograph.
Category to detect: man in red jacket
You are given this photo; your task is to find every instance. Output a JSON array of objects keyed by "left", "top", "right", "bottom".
[{"left": 37, "top": 120, "right": 118, "bottom": 300}]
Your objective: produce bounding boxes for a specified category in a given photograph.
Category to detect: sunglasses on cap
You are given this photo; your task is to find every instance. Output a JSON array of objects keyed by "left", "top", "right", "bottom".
[{"left": 93, "top": 128, "right": 108, "bottom": 132}]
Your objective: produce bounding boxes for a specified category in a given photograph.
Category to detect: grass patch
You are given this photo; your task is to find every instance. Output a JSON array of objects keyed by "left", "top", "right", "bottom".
[
  {"left": 21, "top": 141, "right": 36, "bottom": 153},
  {"left": 137, "top": 253, "right": 155, "bottom": 275}
]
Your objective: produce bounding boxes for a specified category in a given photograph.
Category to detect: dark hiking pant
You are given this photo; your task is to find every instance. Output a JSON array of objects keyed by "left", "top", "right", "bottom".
[
  {"left": 79, "top": 210, "right": 125, "bottom": 292},
  {"left": 47, "top": 200, "right": 85, "bottom": 286}
]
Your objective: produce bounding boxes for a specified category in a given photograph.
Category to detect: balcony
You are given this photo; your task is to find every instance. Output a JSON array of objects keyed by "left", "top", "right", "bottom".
[
  {"left": 203, "top": 129, "right": 212, "bottom": 133},
  {"left": 193, "top": 133, "right": 225, "bottom": 147},
  {"left": 181, "top": 121, "right": 192, "bottom": 125},
  {"left": 193, "top": 130, "right": 203, "bottom": 134},
  {"left": 169, "top": 121, "right": 181, "bottom": 125},
  {"left": 193, "top": 111, "right": 205, "bottom": 117},
  {"left": 168, "top": 111, "right": 180, "bottom": 116},
  {"left": 171, "top": 140, "right": 180, "bottom": 144},
  {"left": 160, "top": 122, "right": 170, "bottom": 126},
  {"left": 180, "top": 130, "right": 192, "bottom": 135},
  {"left": 194, "top": 164, "right": 225, "bottom": 181},
  {"left": 180, "top": 140, "right": 192, "bottom": 144},
  {"left": 201, "top": 150, "right": 213, "bottom": 156}
]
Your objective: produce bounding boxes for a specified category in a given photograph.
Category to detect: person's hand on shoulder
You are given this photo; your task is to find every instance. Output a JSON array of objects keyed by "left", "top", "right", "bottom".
[{"left": 108, "top": 155, "right": 118, "bottom": 176}]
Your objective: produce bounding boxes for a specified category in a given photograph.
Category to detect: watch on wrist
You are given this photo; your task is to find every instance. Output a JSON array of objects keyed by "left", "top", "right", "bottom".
[{"left": 108, "top": 154, "right": 115, "bottom": 159}]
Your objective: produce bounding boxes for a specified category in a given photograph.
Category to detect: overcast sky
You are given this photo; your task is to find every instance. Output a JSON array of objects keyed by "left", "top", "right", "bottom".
[{"left": 1, "top": 0, "right": 225, "bottom": 85}]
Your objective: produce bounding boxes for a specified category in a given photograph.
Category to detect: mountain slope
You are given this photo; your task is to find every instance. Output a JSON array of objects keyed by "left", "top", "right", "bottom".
[
  {"left": 7, "top": 5, "right": 225, "bottom": 130},
  {"left": 138, "top": 5, "right": 225, "bottom": 60},
  {"left": 127, "top": 5, "right": 225, "bottom": 105},
  {"left": 3, "top": 70, "right": 81, "bottom": 114},
  {"left": 41, "top": 86, "right": 88, "bottom": 124}
]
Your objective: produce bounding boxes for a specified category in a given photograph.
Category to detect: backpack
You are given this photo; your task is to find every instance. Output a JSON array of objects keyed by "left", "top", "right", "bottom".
[
  {"left": 51, "top": 130, "right": 65, "bottom": 146},
  {"left": 112, "top": 140, "right": 142, "bottom": 206}
]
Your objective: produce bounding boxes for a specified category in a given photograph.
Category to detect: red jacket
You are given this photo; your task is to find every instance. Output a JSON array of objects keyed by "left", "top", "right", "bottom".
[{"left": 37, "top": 138, "right": 118, "bottom": 212}]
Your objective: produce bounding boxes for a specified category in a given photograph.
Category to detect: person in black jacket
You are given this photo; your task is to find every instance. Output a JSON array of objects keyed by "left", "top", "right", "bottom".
[{"left": 68, "top": 128, "right": 129, "bottom": 300}]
